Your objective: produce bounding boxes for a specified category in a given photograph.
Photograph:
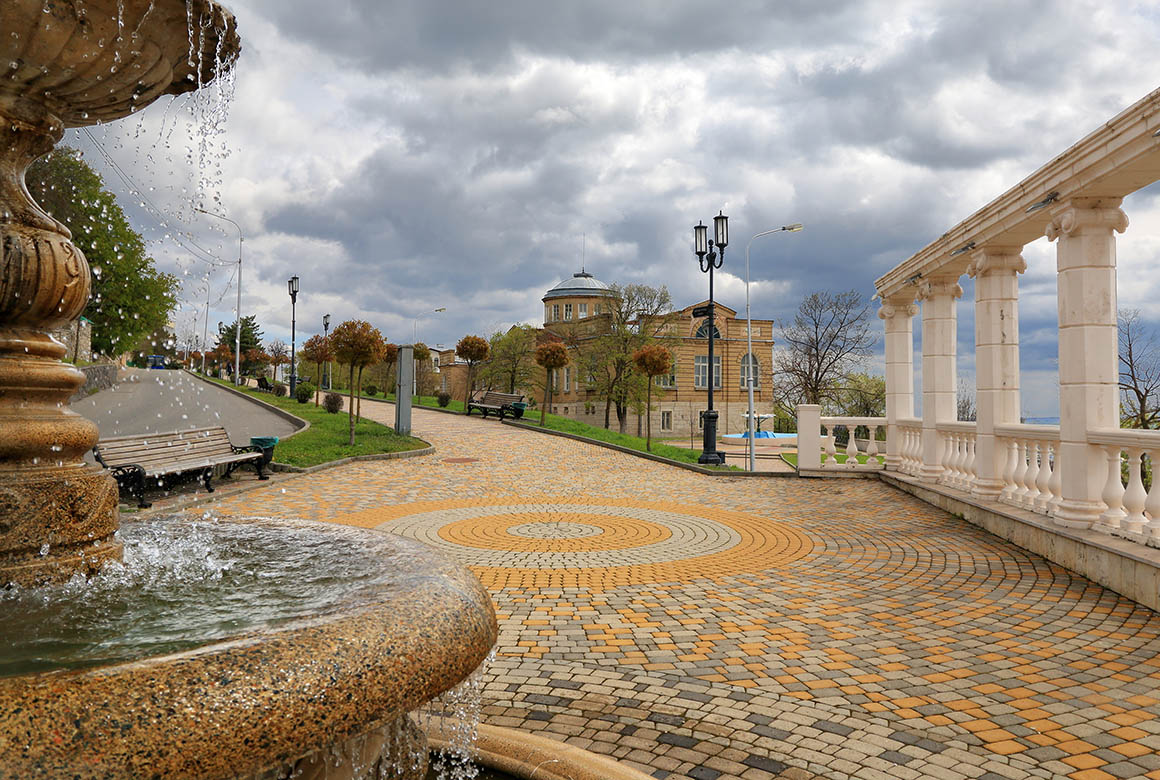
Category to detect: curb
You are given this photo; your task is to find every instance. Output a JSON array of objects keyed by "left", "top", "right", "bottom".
[
  {"left": 366, "top": 395, "right": 465, "bottom": 417},
  {"left": 500, "top": 420, "right": 793, "bottom": 478},
  {"left": 269, "top": 445, "right": 436, "bottom": 473},
  {"left": 184, "top": 370, "right": 310, "bottom": 441}
]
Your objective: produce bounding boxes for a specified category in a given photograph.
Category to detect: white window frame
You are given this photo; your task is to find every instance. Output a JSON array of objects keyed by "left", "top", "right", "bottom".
[
  {"left": 694, "top": 355, "right": 721, "bottom": 389},
  {"left": 564, "top": 303, "right": 573, "bottom": 321},
  {"left": 740, "top": 353, "right": 760, "bottom": 389},
  {"left": 579, "top": 302, "right": 588, "bottom": 318},
  {"left": 552, "top": 304, "right": 560, "bottom": 321},
  {"left": 661, "top": 410, "right": 673, "bottom": 431},
  {"left": 564, "top": 367, "right": 571, "bottom": 392}
]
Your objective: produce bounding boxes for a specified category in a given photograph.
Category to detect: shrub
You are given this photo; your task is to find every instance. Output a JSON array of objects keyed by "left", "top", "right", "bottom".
[
  {"left": 272, "top": 381, "right": 287, "bottom": 397},
  {"left": 323, "top": 392, "right": 343, "bottom": 414},
  {"left": 295, "top": 382, "right": 315, "bottom": 404},
  {"left": 363, "top": 384, "right": 378, "bottom": 397},
  {"left": 436, "top": 390, "right": 451, "bottom": 408}
]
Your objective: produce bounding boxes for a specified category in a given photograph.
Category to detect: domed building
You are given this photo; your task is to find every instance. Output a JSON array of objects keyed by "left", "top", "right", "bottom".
[{"left": 542, "top": 271, "right": 615, "bottom": 325}]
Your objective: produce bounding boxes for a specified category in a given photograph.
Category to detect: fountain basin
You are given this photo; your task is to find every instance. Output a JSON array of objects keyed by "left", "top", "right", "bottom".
[{"left": 0, "top": 518, "right": 498, "bottom": 779}]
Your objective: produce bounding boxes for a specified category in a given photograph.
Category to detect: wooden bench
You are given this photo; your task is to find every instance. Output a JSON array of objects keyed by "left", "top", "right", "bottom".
[
  {"left": 466, "top": 390, "right": 525, "bottom": 420},
  {"left": 94, "top": 426, "right": 269, "bottom": 508},
  {"left": 257, "top": 375, "right": 273, "bottom": 392}
]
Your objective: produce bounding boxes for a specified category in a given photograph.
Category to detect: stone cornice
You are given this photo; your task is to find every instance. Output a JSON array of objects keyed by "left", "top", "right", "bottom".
[{"left": 876, "top": 87, "right": 1160, "bottom": 298}]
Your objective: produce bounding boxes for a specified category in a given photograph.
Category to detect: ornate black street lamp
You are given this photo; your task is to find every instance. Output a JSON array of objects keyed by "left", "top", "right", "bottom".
[
  {"left": 322, "top": 313, "right": 331, "bottom": 390},
  {"left": 288, "top": 275, "right": 299, "bottom": 395},
  {"left": 693, "top": 211, "right": 728, "bottom": 465}
]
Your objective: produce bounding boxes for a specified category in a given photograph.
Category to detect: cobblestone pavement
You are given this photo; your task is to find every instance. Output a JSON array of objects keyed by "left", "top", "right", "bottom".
[{"left": 202, "top": 405, "right": 1160, "bottom": 780}]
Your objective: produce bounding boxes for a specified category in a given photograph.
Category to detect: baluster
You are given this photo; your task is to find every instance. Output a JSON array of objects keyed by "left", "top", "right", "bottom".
[
  {"left": 1033, "top": 440, "right": 1052, "bottom": 513},
  {"left": 999, "top": 438, "right": 1018, "bottom": 502},
  {"left": 904, "top": 429, "right": 914, "bottom": 473},
  {"left": 1143, "top": 449, "right": 1160, "bottom": 543},
  {"left": 1098, "top": 445, "right": 1126, "bottom": 530},
  {"left": 1023, "top": 441, "right": 1042, "bottom": 510},
  {"left": 845, "top": 425, "right": 859, "bottom": 468},
  {"left": 823, "top": 425, "right": 836, "bottom": 468},
  {"left": 954, "top": 434, "right": 967, "bottom": 488},
  {"left": 1123, "top": 448, "right": 1148, "bottom": 535},
  {"left": 939, "top": 432, "right": 954, "bottom": 485},
  {"left": 1012, "top": 440, "right": 1031, "bottom": 508},
  {"left": 866, "top": 426, "right": 880, "bottom": 460},
  {"left": 947, "top": 434, "right": 961, "bottom": 487},
  {"left": 964, "top": 435, "right": 976, "bottom": 488},
  {"left": 1047, "top": 442, "right": 1062, "bottom": 516}
]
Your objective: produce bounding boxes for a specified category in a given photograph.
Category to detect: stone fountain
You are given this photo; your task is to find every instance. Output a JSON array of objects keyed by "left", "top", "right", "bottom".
[{"left": 0, "top": 3, "right": 497, "bottom": 778}]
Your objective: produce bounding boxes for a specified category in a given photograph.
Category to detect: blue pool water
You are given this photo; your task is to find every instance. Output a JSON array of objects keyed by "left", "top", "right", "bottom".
[{"left": 723, "top": 431, "right": 797, "bottom": 439}]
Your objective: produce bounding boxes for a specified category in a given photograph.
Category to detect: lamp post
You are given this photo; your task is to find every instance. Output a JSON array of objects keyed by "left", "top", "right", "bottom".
[
  {"left": 322, "top": 313, "right": 331, "bottom": 390},
  {"left": 200, "top": 269, "right": 212, "bottom": 375},
  {"left": 287, "top": 275, "right": 299, "bottom": 395},
  {"left": 195, "top": 208, "right": 243, "bottom": 385},
  {"left": 693, "top": 211, "right": 729, "bottom": 466},
  {"left": 412, "top": 307, "right": 446, "bottom": 396},
  {"left": 744, "top": 223, "right": 804, "bottom": 471}
]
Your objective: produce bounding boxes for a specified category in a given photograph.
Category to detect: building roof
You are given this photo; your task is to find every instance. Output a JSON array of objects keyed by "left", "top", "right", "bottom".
[{"left": 543, "top": 271, "right": 614, "bottom": 301}]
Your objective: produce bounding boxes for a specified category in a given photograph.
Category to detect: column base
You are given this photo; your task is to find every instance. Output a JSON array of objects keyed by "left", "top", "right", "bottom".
[
  {"left": 918, "top": 465, "right": 945, "bottom": 483},
  {"left": 970, "top": 479, "right": 1005, "bottom": 499},
  {"left": 0, "top": 465, "right": 121, "bottom": 587},
  {"left": 1050, "top": 499, "right": 1102, "bottom": 529}
]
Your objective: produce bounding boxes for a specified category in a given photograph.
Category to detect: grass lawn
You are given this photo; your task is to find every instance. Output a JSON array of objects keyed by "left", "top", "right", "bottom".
[
  {"left": 203, "top": 377, "right": 428, "bottom": 468},
  {"left": 781, "top": 452, "right": 883, "bottom": 467}
]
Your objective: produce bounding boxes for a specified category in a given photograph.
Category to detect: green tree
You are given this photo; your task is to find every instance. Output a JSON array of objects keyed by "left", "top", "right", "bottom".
[
  {"left": 481, "top": 324, "right": 539, "bottom": 394},
  {"left": 332, "top": 320, "right": 387, "bottom": 444},
  {"left": 25, "top": 146, "right": 178, "bottom": 357},
  {"left": 633, "top": 344, "right": 672, "bottom": 451},
  {"left": 835, "top": 372, "right": 886, "bottom": 417},
  {"left": 456, "top": 335, "right": 491, "bottom": 409},
  {"left": 572, "top": 284, "right": 675, "bottom": 433},
  {"left": 535, "top": 341, "right": 569, "bottom": 427},
  {"left": 217, "top": 316, "right": 265, "bottom": 375}
]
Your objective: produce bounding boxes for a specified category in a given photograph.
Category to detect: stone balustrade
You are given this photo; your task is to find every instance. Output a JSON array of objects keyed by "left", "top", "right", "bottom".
[
  {"left": 994, "top": 424, "right": 1062, "bottom": 516},
  {"left": 797, "top": 407, "right": 885, "bottom": 472},
  {"left": 1087, "top": 428, "right": 1160, "bottom": 544},
  {"left": 897, "top": 418, "right": 923, "bottom": 476},
  {"left": 936, "top": 422, "right": 977, "bottom": 491}
]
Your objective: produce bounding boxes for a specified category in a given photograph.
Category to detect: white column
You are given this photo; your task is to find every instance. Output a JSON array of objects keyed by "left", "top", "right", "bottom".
[
  {"left": 968, "top": 247, "right": 1026, "bottom": 498},
  {"left": 879, "top": 297, "right": 917, "bottom": 471},
  {"left": 1047, "top": 198, "right": 1128, "bottom": 527},
  {"left": 917, "top": 277, "right": 962, "bottom": 482},
  {"left": 797, "top": 404, "right": 821, "bottom": 470}
]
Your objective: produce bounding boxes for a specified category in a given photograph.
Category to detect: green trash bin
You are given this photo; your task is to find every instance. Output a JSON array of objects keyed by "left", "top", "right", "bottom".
[
  {"left": 511, "top": 402, "right": 527, "bottom": 420},
  {"left": 249, "top": 436, "right": 279, "bottom": 466}
]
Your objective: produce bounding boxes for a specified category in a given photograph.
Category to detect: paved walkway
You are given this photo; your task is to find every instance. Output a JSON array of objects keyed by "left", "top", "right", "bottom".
[{"left": 200, "top": 405, "right": 1160, "bottom": 780}]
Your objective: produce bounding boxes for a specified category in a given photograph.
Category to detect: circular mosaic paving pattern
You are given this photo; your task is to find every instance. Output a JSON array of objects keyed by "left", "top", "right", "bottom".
[{"left": 332, "top": 497, "right": 813, "bottom": 589}]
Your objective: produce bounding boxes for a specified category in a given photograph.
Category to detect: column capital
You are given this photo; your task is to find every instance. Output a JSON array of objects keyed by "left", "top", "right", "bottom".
[
  {"left": 966, "top": 246, "right": 1026, "bottom": 278},
  {"left": 1046, "top": 197, "right": 1128, "bottom": 241},
  {"left": 877, "top": 296, "right": 918, "bottom": 320},
  {"left": 915, "top": 277, "right": 963, "bottom": 302}
]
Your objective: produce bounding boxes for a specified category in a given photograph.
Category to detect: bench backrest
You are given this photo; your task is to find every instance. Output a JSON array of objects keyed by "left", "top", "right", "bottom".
[
  {"left": 477, "top": 391, "right": 523, "bottom": 405},
  {"left": 96, "top": 426, "right": 235, "bottom": 468}
]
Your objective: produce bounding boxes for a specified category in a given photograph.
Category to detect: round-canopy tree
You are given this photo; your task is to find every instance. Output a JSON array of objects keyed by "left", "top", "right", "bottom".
[
  {"left": 456, "top": 335, "right": 491, "bottom": 410},
  {"left": 633, "top": 344, "right": 671, "bottom": 451},
  {"left": 331, "top": 320, "right": 387, "bottom": 445},
  {"left": 301, "top": 334, "right": 334, "bottom": 406},
  {"left": 534, "top": 341, "right": 569, "bottom": 427}
]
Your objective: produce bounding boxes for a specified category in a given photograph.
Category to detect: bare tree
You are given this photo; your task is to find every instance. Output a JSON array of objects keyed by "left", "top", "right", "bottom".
[
  {"left": 774, "top": 290, "right": 877, "bottom": 407},
  {"left": 1120, "top": 308, "right": 1160, "bottom": 429},
  {"left": 957, "top": 377, "right": 976, "bottom": 422}
]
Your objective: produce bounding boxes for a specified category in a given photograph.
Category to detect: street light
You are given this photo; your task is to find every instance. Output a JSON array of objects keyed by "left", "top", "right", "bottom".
[
  {"left": 744, "top": 223, "right": 804, "bottom": 472},
  {"left": 692, "top": 210, "right": 729, "bottom": 466},
  {"left": 322, "top": 313, "right": 331, "bottom": 390},
  {"left": 195, "top": 207, "right": 243, "bottom": 385},
  {"left": 288, "top": 275, "right": 300, "bottom": 395},
  {"left": 200, "top": 269, "right": 212, "bottom": 375}
]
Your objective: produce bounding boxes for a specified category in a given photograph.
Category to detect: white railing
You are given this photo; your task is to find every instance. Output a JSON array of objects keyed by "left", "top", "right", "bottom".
[
  {"left": 994, "top": 424, "right": 1061, "bottom": 517},
  {"left": 1088, "top": 428, "right": 1160, "bottom": 544},
  {"left": 819, "top": 416, "right": 886, "bottom": 470},
  {"left": 936, "top": 421, "right": 977, "bottom": 491},
  {"left": 897, "top": 417, "right": 922, "bottom": 476}
]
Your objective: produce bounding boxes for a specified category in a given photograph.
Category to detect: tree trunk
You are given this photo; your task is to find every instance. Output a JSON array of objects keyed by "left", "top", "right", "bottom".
[
  {"left": 348, "top": 364, "right": 356, "bottom": 446},
  {"left": 315, "top": 362, "right": 322, "bottom": 405},
  {"left": 464, "top": 366, "right": 473, "bottom": 411},
  {"left": 646, "top": 383, "right": 652, "bottom": 451},
  {"left": 542, "top": 385, "right": 551, "bottom": 427},
  {"left": 603, "top": 398, "right": 611, "bottom": 429},
  {"left": 356, "top": 366, "right": 364, "bottom": 419},
  {"left": 616, "top": 400, "right": 627, "bottom": 434}
]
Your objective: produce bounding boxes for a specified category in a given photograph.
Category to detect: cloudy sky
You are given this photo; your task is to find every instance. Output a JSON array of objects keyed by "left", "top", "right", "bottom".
[{"left": 73, "top": 0, "right": 1160, "bottom": 416}]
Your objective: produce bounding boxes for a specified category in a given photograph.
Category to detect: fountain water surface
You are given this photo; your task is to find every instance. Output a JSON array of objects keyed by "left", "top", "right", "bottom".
[{"left": 0, "top": 3, "right": 498, "bottom": 778}]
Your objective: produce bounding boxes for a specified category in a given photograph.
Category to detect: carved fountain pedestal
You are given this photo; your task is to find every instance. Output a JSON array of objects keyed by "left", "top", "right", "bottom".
[{"left": 0, "top": 0, "right": 239, "bottom": 585}]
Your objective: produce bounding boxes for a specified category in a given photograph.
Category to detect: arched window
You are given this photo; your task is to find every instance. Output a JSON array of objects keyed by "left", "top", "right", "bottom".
[
  {"left": 694, "top": 320, "right": 721, "bottom": 339},
  {"left": 740, "top": 353, "right": 759, "bottom": 389}
]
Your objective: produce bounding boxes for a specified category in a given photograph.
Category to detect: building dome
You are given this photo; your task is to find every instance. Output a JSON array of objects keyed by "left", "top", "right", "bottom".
[{"left": 542, "top": 271, "right": 613, "bottom": 301}]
